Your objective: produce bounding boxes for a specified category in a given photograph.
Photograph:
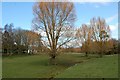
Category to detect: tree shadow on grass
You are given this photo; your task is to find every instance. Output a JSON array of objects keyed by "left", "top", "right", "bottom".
[
  {"left": 53, "top": 58, "right": 86, "bottom": 68},
  {"left": 29, "top": 54, "right": 93, "bottom": 68},
  {"left": 29, "top": 57, "right": 85, "bottom": 68},
  {"left": 29, "top": 59, "right": 50, "bottom": 66}
]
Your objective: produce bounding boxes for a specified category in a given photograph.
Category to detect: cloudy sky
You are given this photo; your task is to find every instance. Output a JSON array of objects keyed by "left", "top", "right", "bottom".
[{"left": 1, "top": 0, "right": 119, "bottom": 39}]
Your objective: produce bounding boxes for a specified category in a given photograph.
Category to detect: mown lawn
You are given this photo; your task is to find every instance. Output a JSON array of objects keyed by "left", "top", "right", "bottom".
[
  {"left": 56, "top": 55, "right": 118, "bottom": 78},
  {"left": 0, "top": 56, "right": 2, "bottom": 78},
  {"left": 2, "top": 53, "right": 89, "bottom": 78},
  {"left": 2, "top": 53, "right": 118, "bottom": 78}
]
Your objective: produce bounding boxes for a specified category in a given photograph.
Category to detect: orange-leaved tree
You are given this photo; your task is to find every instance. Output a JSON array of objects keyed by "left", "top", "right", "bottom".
[{"left": 32, "top": 2, "right": 76, "bottom": 63}]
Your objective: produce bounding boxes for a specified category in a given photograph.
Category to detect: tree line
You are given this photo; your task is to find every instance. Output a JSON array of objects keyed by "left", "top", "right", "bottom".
[
  {"left": 1, "top": 23, "right": 43, "bottom": 56},
  {"left": 1, "top": 22, "right": 118, "bottom": 57},
  {"left": 76, "top": 17, "right": 118, "bottom": 57}
]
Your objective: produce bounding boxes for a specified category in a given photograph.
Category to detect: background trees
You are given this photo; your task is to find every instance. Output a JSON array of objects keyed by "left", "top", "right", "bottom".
[
  {"left": 14, "top": 28, "right": 27, "bottom": 54},
  {"left": 32, "top": 2, "right": 76, "bottom": 60},
  {"left": 90, "top": 17, "right": 111, "bottom": 57},
  {"left": 13, "top": 29, "right": 43, "bottom": 55},
  {"left": 76, "top": 24, "right": 93, "bottom": 57},
  {"left": 24, "top": 30, "right": 43, "bottom": 54},
  {"left": 0, "top": 28, "right": 2, "bottom": 53},
  {"left": 2, "top": 24, "right": 14, "bottom": 55},
  {"left": 76, "top": 17, "right": 114, "bottom": 57},
  {"left": 2, "top": 24, "right": 43, "bottom": 56}
]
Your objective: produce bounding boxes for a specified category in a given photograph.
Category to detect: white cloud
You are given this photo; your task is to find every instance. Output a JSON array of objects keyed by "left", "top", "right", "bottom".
[
  {"left": 41, "top": 31, "right": 46, "bottom": 37},
  {"left": 33, "top": 30, "right": 46, "bottom": 37},
  {"left": 106, "top": 14, "right": 118, "bottom": 23},
  {"left": 109, "top": 25, "right": 117, "bottom": 31},
  {"left": 93, "top": 2, "right": 111, "bottom": 8},
  {"left": 77, "top": 2, "right": 111, "bottom": 9},
  {"left": 109, "top": 23, "right": 118, "bottom": 39}
]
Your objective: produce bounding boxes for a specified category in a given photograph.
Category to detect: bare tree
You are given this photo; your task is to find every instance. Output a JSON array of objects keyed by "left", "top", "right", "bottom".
[
  {"left": 14, "top": 28, "right": 42, "bottom": 54},
  {"left": 32, "top": 2, "right": 76, "bottom": 61},
  {"left": 25, "top": 30, "right": 42, "bottom": 54},
  {"left": 90, "top": 17, "right": 111, "bottom": 57},
  {"left": 76, "top": 24, "right": 93, "bottom": 57}
]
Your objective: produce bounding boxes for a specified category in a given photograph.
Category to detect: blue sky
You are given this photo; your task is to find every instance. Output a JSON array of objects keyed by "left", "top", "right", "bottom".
[
  {"left": 74, "top": 2, "right": 118, "bottom": 26},
  {"left": 2, "top": 2, "right": 34, "bottom": 30},
  {"left": 2, "top": 2, "right": 118, "bottom": 39}
]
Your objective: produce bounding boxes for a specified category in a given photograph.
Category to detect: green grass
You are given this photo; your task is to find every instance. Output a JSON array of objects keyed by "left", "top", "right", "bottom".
[
  {"left": 0, "top": 56, "right": 2, "bottom": 78},
  {"left": 3, "top": 53, "right": 88, "bottom": 78},
  {"left": 56, "top": 55, "right": 118, "bottom": 78},
  {"left": 2, "top": 53, "right": 118, "bottom": 78}
]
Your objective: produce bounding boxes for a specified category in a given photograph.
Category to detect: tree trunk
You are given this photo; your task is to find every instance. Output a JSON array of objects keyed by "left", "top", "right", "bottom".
[
  {"left": 49, "top": 50, "right": 57, "bottom": 65},
  {"left": 51, "top": 55, "right": 56, "bottom": 59},
  {"left": 85, "top": 52, "right": 88, "bottom": 57},
  {"left": 99, "top": 52, "right": 103, "bottom": 58},
  {"left": 49, "top": 55, "right": 56, "bottom": 65}
]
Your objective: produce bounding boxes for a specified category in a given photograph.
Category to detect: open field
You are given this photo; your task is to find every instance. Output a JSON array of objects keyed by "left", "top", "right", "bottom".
[
  {"left": 2, "top": 53, "right": 118, "bottom": 78},
  {"left": 0, "top": 56, "right": 2, "bottom": 78},
  {"left": 56, "top": 54, "right": 118, "bottom": 78}
]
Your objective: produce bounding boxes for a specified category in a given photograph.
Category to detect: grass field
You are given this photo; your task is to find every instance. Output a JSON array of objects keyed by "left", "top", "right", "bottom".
[
  {"left": 2, "top": 53, "right": 118, "bottom": 78},
  {"left": 56, "top": 55, "right": 118, "bottom": 78},
  {"left": 0, "top": 56, "right": 2, "bottom": 78}
]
